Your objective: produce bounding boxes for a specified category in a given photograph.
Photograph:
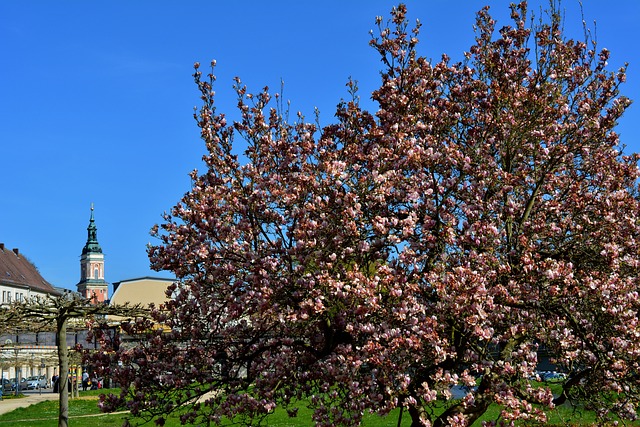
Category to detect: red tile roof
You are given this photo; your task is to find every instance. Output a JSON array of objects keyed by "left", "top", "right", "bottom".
[{"left": 0, "top": 244, "right": 60, "bottom": 296}]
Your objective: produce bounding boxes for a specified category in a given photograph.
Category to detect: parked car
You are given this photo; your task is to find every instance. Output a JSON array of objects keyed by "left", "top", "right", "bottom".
[
  {"left": 537, "top": 370, "right": 567, "bottom": 381},
  {"left": 6, "top": 378, "right": 24, "bottom": 391},
  {"left": 25, "top": 375, "right": 48, "bottom": 389},
  {"left": 0, "top": 378, "right": 12, "bottom": 392}
]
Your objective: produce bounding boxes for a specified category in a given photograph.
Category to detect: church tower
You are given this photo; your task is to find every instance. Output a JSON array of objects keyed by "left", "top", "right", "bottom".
[{"left": 77, "top": 204, "right": 109, "bottom": 303}]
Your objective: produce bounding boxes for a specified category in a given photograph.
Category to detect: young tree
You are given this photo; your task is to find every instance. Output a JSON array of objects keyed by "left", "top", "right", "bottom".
[
  {"left": 97, "top": 2, "right": 639, "bottom": 426},
  {"left": 1, "top": 295, "right": 147, "bottom": 427}
]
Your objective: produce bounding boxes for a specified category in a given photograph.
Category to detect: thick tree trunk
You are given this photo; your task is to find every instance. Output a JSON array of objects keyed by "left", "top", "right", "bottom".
[
  {"left": 408, "top": 403, "right": 428, "bottom": 427},
  {"left": 430, "top": 374, "right": 493, "bottom": 426},
  {"left": 432, "top": 400, "right": 491, "bottom": 427},
  {"left": 57, "top": 316, "right": 69, "bottom": 427}
]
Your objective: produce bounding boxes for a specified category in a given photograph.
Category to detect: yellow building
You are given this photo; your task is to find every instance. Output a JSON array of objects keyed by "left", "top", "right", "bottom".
[{"left": 110, "top": 277, "right": 175, "bottom": 309}]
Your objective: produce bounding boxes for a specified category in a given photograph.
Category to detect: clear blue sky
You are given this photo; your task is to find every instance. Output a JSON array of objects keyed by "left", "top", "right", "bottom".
[{"left": 1, "top": 1, "right": 639, "bottom": 292}]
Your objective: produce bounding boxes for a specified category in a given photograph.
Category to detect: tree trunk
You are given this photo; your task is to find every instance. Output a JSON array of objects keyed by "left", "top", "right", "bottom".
[
  {"left": 57, "top": 316, "right": 69, "bottom": 427},
  {"left": 432, "top": 398, "right": 491, "bottom": 427},
  {"left": 408, "top": 403, "right": 428, "bottom": 427}
]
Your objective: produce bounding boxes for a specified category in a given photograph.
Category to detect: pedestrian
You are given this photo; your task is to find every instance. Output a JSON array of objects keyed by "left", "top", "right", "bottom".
[{"left": 82, "top": 371, "right": 89, "bottom": 391}]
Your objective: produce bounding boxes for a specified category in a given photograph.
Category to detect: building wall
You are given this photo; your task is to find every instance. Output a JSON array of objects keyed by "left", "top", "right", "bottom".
[
  {"left": 0, "top": 285, "right": 53, "bottom": 304},
  {"left": 110, "top": 277, "right": 175, "bottom": 307},
  {"left": 108, "top": 277, "right": 174, "bottom": 322},
  {"left": 0, "top": 330, "right": 97, "bottom": 386}
]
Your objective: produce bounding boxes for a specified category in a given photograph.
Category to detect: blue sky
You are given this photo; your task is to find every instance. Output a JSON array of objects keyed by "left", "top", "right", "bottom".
[{"left": 1, "top": 1, "right": 639, "bottom": 292}]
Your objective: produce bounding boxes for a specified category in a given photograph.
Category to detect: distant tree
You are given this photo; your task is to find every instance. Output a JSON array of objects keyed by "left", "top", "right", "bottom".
[
  {"left": 1, "top": 295, "right": 147, "bottom": 427},
  {"left": 96, "top": 2, "right": 639, "bottom": 426}
]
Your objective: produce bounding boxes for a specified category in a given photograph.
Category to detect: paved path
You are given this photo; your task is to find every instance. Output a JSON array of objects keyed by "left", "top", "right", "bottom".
[{"left": 0, "top": 392, "right": 59, "bottom": 415}]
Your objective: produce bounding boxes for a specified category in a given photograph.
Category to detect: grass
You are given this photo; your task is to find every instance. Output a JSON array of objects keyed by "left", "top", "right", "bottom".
[
  {"left": 0, "top": 388, "right": 632, "bottom": 426},
  {"left": 0, "top": 389, "right": 125, "bottom": 427},
  {"left": 0, "top": 395, "right": 410, "bottom": 427}
]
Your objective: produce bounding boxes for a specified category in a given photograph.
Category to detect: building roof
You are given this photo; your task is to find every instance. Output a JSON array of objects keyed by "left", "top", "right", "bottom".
[
  {"left": 0, "top": 243, "right": 60, "bottom": 295},
  {"left": 110, "top": 277, "right": 175, "bottom": 308}
]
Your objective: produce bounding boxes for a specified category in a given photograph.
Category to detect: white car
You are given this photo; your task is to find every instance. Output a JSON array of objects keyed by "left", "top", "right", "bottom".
[{"left": 25, "top": 376, "right": 47, "bottom": 389}]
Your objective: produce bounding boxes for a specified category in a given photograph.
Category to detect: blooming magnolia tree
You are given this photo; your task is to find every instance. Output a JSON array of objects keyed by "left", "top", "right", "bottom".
[{"left": 94, "top": 2, "right": 640, "bottom": 426}]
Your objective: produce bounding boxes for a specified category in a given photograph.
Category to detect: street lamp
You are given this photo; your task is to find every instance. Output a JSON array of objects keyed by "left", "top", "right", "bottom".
[
  {"left": 13, "top": 346, "right": 19, "bottom": 396},
  {"left": 39, "top": 358, "right": 45, "bottom": 395}
]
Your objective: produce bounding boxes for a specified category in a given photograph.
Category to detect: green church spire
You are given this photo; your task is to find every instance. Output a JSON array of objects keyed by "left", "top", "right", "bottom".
[{"left": 82, "top": 203, "right": 102, "bottom": 255}]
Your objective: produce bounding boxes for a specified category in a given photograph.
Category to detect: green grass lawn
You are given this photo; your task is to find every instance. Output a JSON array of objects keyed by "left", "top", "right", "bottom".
[
  {"left": 0, "top": 388, "right": 632, "bottom": 426},
  {"left": 0, "top": 399, "right": 124, "bottom": 426},
  {"left": 0, "top": 389, "right": 123, "bottom": 426}
]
